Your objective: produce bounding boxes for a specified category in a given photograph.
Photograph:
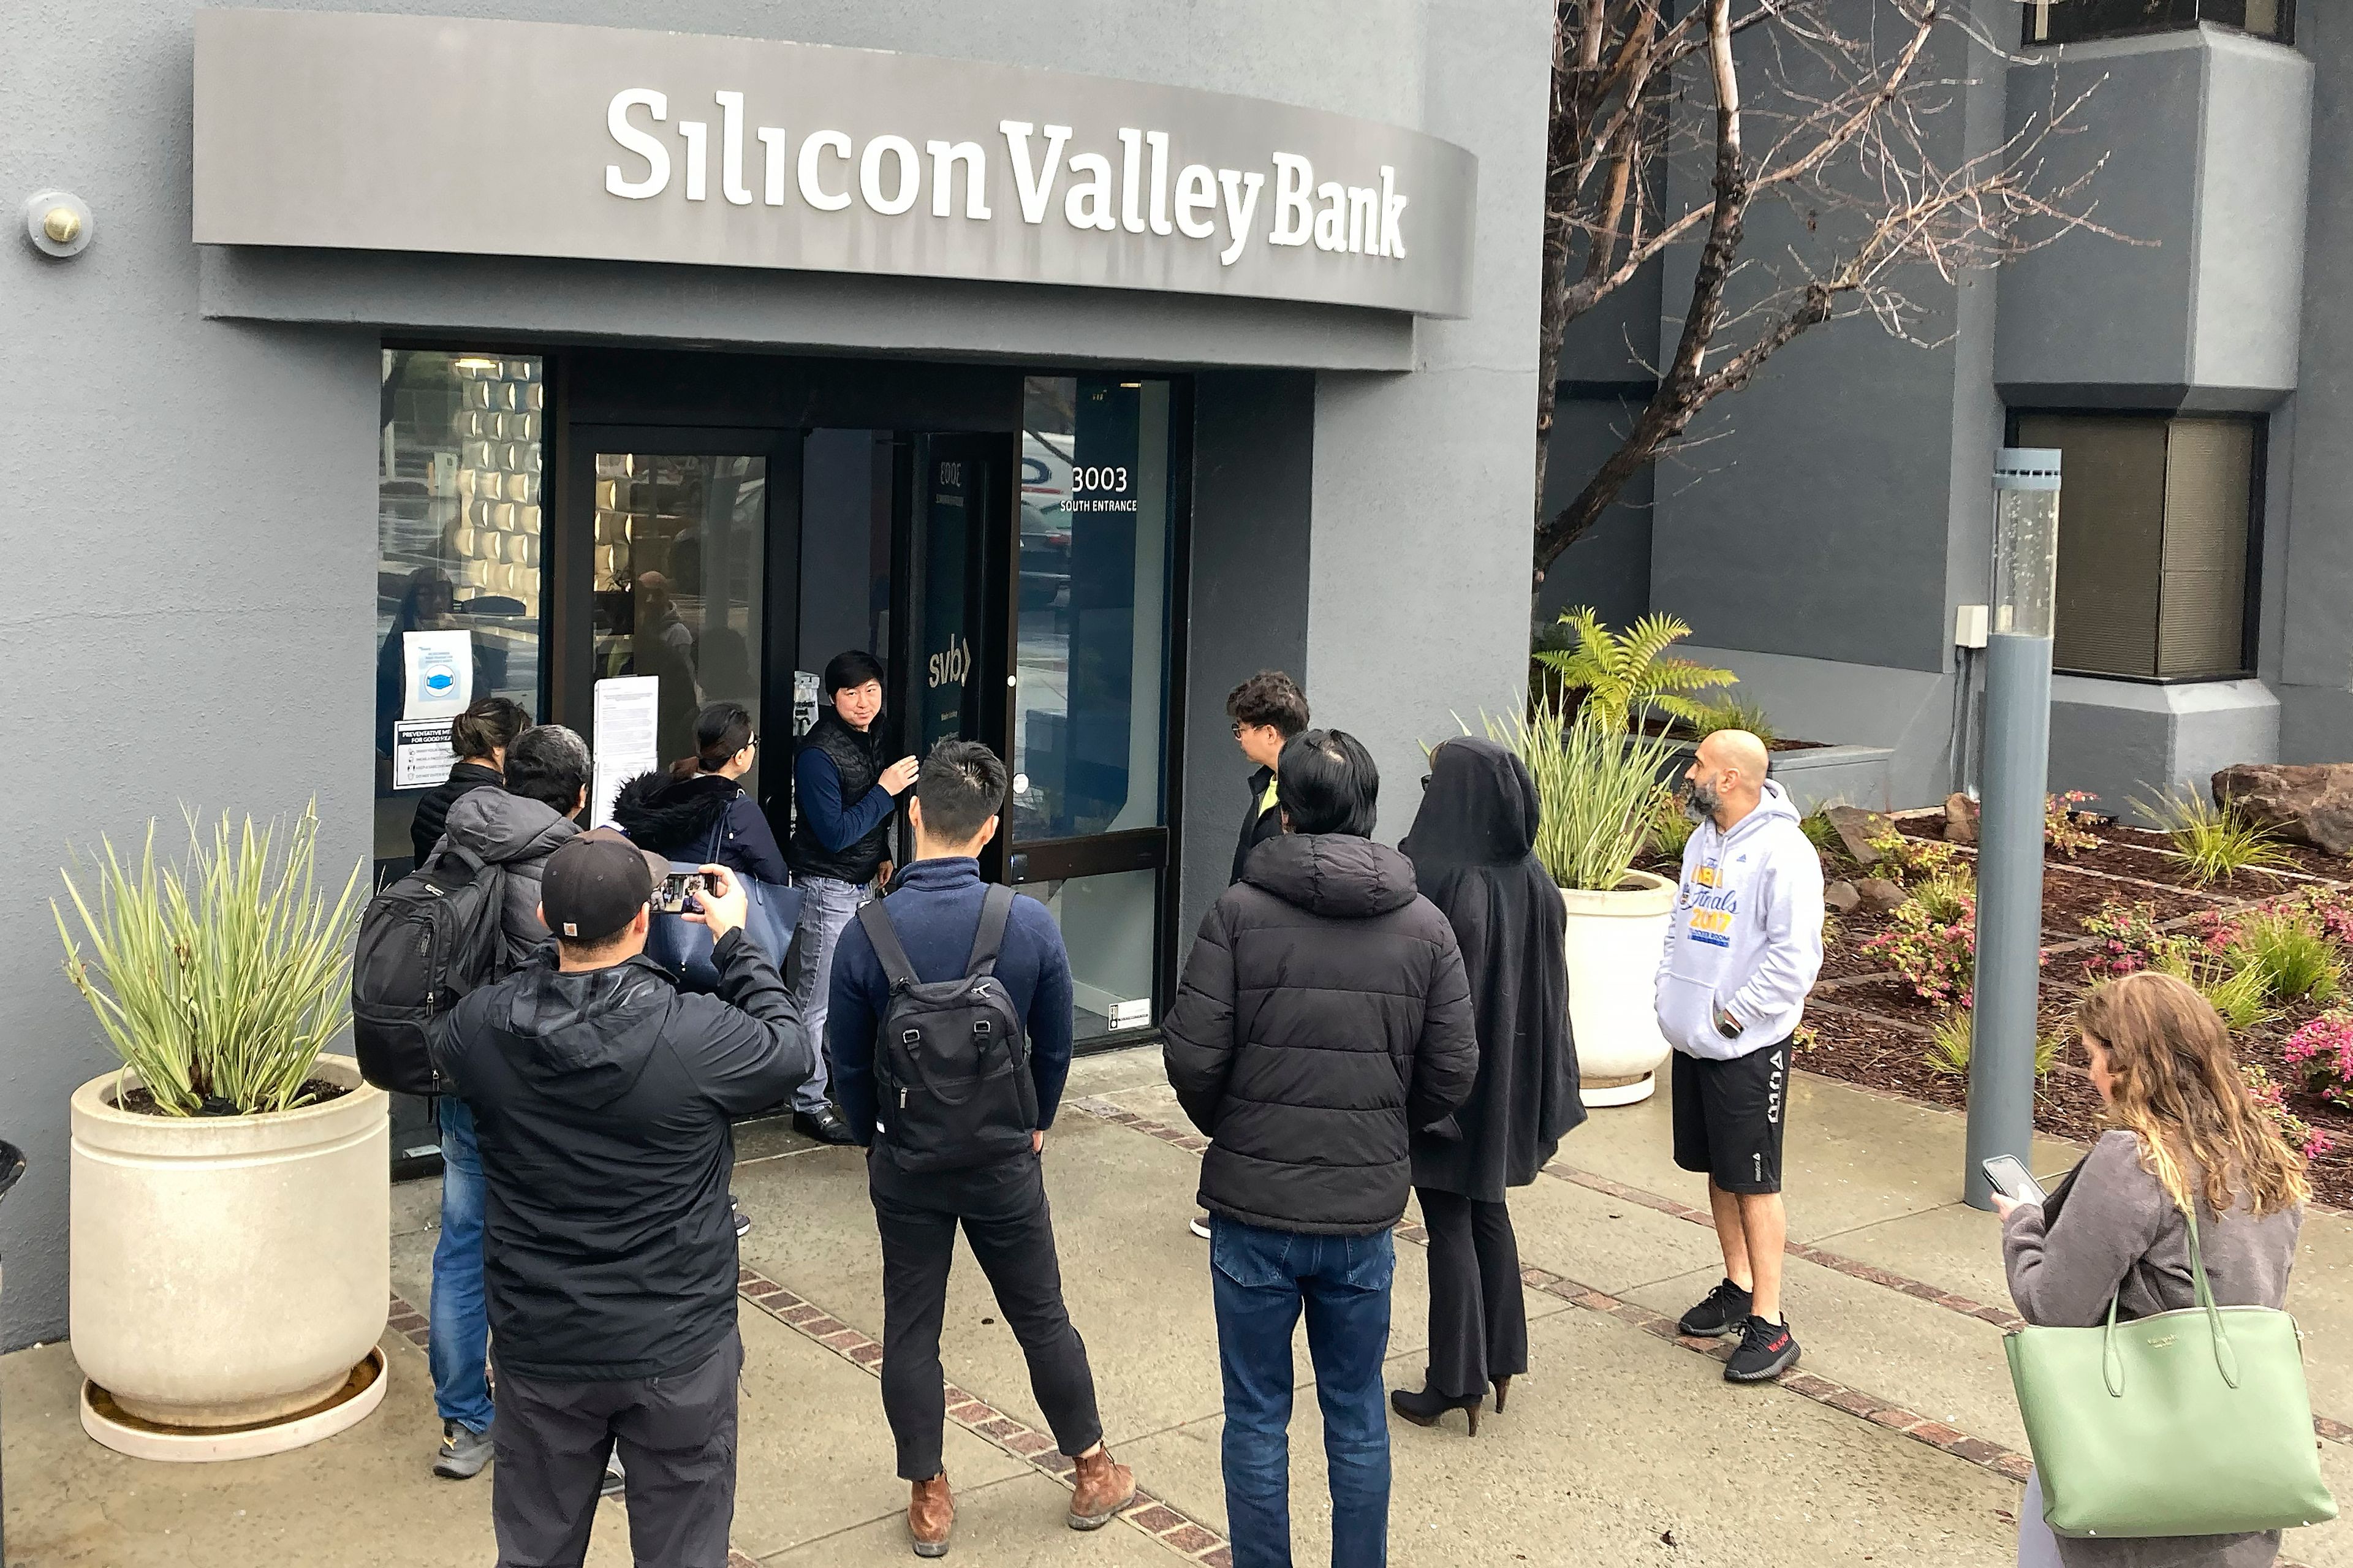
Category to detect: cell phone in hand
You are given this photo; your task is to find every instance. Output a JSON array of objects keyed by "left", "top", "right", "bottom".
[
  {"left": 1982, "top": 1155, "right": 2048, "bottom": 1206},
  {"left": 656, "top": 871, "right": 707, "bottom": 914}
]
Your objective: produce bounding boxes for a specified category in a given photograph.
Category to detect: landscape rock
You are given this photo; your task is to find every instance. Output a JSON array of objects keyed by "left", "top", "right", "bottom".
[
  {"left": 2211, "top": 763, "right": 2353, "bottom": 858},
  {"left": 1854, "top": 877, "right": 1909, "bottom": 915},
  {"left": 1944, "top": 792, "right": 1980, "bottom": 846},
  {"left": 1825, "top": 805, "right": 1895, "bottom": 867},
  {"left": 1824, "top": 880, "right": 1862, "bottom": 915}
]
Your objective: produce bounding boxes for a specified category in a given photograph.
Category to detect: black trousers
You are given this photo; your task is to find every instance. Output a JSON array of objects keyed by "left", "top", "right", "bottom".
[
  {"left": 1417, "top": 1188, "right": 1528, "bottom": 1400},
  {"left": 870, "top": 1148, "right": 1103, "bottom": 1479},
  {"left": 490, "top": 1330, "right": 741, "bottom": 1568}
]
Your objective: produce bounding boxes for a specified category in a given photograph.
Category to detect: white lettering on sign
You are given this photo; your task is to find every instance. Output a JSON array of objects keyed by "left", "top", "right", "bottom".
[{"left": 604, "top": 91, "right": 1409, "bottom": 271}]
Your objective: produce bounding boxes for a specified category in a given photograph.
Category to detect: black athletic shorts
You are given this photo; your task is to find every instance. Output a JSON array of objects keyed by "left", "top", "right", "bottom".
[{"left": 1672, "top": 1040, "right": 1790, "bottom": 1195}]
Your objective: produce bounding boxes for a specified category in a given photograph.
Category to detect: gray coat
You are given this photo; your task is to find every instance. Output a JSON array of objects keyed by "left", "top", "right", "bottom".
[
  {"left": 2003, "top": 1129, "right": 2304, "bottom": 1568},
  {"left": 435, "top": 789, "right": 580, "bottom": 978}
]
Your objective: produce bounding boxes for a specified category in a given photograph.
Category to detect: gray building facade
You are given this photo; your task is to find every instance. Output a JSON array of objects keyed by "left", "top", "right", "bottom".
[
  {"left": 1545, "top": 7, "right": 2334, "bottom": 820},
  {"left": 0, "top": 0, "right": 1548, "bottom": 1350}
]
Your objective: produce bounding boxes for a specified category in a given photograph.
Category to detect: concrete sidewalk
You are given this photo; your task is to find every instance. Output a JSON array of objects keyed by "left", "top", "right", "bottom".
[{"left": 5, "top": 1047, "right": 2347, "bottom": 1566}]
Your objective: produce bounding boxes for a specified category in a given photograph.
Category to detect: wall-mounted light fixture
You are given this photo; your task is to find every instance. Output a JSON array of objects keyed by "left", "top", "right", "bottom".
[{"left": 23, "top": 191, "right": 93, "bottom": 258}]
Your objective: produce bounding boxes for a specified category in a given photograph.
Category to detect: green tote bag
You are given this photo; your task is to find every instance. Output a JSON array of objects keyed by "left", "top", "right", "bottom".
[{"left": 2004, "top": 1205, "right": 2337, "bottom": 1539}]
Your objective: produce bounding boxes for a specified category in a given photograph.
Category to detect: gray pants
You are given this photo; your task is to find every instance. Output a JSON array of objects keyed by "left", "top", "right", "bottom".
[
  {"left": 790, "top": 873, "right": 870, "bottom": 1115},
  {"left": 490, "top": 1331, "right": 741, "bottom": 1568}
]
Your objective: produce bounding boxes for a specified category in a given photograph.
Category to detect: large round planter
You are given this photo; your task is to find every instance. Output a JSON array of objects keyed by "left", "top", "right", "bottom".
[
  {"left": 69, "top": 1054, "right": 390, "bottom": 1434},
  {"left": 1562, "top": 870, "right": 1678, "bottom": 1107}
]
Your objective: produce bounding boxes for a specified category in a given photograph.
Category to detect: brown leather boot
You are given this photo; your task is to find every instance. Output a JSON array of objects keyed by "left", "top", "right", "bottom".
[
  {"left": 1066, "top": 1445, "right": 1135, "bottom": 1531},
  {"left": 909, "top": 1473, "right": 954, "bottom": 1558}
]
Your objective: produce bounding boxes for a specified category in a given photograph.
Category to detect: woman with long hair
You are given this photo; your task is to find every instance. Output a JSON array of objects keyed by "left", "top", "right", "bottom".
[
  {"left": 612, "top": 700, "right": 787, "bottom": 885},
  {"left": 1998, "top": 969, "right": 2309, "bottom": 1568},
  {"left": 1389, "top": 735, "right": 1583, "bottom": 1433}
]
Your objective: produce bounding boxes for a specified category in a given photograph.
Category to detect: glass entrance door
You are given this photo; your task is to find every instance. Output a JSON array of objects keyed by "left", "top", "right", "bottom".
[
  {"left": 1007, "top": 377, "right": 1178, "bottom": 1043},
  {"left": 558, "top": 427, "right": 799, "bottom": 834},
  {"left": 892, "top": 433, "right": 1015, "bottom": 877}
]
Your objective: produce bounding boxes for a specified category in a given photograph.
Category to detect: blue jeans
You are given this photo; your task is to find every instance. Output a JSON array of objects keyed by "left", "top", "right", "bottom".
[
  {"left": 790, "top": 873, "right": 870, "bottom": 1116},
  {"left": 1210, "top": 1216, "right": 1395, "bottom": 1568},
  {"left": 430, "top": 1097, "right": 494, "bottom": 1434}
]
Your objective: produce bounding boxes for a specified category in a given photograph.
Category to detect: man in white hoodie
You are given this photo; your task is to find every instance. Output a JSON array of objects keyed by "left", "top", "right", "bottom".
[{"left": 1653, "top": 729, "right": 1823, "bottom": 1383}]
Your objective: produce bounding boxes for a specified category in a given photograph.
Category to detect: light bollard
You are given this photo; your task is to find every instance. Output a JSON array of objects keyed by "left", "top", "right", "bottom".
[{"left": 1965, "top": 448, "right": 2062, "bottom": 1210}]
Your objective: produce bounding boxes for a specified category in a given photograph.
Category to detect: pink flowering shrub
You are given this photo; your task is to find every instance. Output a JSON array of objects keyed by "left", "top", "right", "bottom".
[
  {"left": 1862, "top": 896, "right": 1977, "bottom": 1010},
  {"left": 2283, "top": 1012, "right": 2353, "bottom": 1112},
  {"left": 2245, "top": 1061, "right": 2333, "bottom": 1161},
  {"left": 2078, "top": 900, "right": 2189, "bottom": 980},
  {"left": 2046, "top": 790, "right": 2101, "bottom": 858}
]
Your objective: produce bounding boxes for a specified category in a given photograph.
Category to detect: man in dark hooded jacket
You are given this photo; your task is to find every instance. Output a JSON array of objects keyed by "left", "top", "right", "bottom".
[
  {"left": 1161, "top": 728, "right": 1478, "bottom": 1568},
  {"left": 434, "top": 829, "right": 813, "bottom": 1568}
]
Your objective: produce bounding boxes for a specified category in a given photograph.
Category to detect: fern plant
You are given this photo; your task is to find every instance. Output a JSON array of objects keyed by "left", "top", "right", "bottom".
[
  {"left": 1533, "top": 608, "right": 1737, "bottom": 736},
  {"left": 1681, "top": 696, "right": 1778, "bottom": 747}
]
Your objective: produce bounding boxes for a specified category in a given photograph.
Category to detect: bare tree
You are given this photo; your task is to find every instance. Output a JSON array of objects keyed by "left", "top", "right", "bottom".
[{"left": 1533, "top": 0, "right": 2112, "bottom": 587}]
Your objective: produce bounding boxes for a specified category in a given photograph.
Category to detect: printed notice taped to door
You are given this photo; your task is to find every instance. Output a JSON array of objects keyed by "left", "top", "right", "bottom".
[
  {"left": 392, "top": 718, "right": 460, "bottom": 791},
  {"left": 403, "top": 629, "right": 473, "bottom": 720},
  {"left": 591, "top": 675, "right": 662, "bottom": 826}
]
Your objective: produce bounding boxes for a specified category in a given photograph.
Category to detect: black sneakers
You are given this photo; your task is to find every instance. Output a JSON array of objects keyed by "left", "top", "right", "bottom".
[
  {"left": 1724, "top": 1315, "right": 1801, "bottom": 1383},
  {"left": 1676, "top": 1278, "right": 1754, "bottom": 1338}
]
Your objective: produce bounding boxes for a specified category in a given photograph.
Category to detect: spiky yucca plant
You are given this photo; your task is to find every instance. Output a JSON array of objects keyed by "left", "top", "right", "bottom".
[
  {"left": 55, "top": 804, "right": 364, "bottom": 1116},
  {"left": 1533, "top": 608, "right": 1738, "bottom": 737},
  {"left": 1485, "top": 694, "right": 1674, "bottom": 893}
]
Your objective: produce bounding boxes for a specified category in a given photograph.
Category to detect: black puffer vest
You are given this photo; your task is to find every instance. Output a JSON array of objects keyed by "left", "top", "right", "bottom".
[{"left": 787, "top": 711, "right": 892, "bottom": 884}]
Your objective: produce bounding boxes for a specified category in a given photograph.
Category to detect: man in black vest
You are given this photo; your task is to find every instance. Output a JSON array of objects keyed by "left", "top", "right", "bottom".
[{"left": 786, "top": 650, "right": 919, "bottom": 1145}]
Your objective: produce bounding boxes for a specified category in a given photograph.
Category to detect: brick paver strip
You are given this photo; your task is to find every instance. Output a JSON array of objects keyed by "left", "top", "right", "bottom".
[{"left": 735, "top": 1262, "right": 1233, "bottom": 1563}]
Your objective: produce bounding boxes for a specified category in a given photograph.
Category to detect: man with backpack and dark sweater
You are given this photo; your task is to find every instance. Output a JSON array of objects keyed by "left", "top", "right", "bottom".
[{"left": 827, "top": 740, "right": 1135, "bottom": 1559}]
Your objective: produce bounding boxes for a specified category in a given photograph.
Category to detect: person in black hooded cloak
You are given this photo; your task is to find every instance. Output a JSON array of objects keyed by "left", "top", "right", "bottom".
[{"left": 1391, "top": 735, "right": 1584, "bottom": 1432}]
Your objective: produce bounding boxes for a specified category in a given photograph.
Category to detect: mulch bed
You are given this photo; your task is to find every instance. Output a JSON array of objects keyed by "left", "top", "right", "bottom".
[{"left": 111, "top": 1078, "right": 350, "bottom": 1116}]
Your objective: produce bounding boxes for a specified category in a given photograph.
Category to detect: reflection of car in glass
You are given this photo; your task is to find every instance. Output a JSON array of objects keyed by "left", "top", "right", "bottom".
[{"left": 1021, "top": 433, "right": 1072, "bottom": 612}]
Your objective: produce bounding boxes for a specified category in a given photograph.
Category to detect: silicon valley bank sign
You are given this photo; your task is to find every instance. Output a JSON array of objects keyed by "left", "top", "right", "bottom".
[{"left": 192, "top": 10, "right": 1479, "bottom": 318}]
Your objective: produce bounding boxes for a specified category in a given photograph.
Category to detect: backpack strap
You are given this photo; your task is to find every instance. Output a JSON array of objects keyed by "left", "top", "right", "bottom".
[
  {"left": 966, "top": 884, "right": 1016, "bottom": 979},
  {"left": 856, "top": 900, "right": 922, "bottom": 990}
]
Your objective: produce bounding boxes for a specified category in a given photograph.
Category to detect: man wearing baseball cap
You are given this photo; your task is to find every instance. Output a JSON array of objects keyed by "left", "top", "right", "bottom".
[{"left": 434, "top": 828, "right": 813, "bottom": 1568}]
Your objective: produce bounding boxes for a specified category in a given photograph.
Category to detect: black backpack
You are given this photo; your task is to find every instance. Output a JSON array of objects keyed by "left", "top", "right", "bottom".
[
  {"left": 350, "top": 844, "right": 506, "bottom": 1096},
  {"left": 859, "top": 885, "right": 1038, "bottom": 1171}
]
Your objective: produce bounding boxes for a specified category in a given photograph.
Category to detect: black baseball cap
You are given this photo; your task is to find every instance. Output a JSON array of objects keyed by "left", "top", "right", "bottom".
[{"left": 540, "top": 828, "right": 669, "bottom": 942}]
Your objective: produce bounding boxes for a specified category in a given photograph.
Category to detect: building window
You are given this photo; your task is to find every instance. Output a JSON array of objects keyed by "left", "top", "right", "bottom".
[
  {"left": 2014, "top": 412, "right": 2260, "bottom": 681},
  {"left": 2023, "top": 0, "right": 2291, "bottom": 45},
  {"left": 375, "top": 350, "right": 546, "bottom": 865}
]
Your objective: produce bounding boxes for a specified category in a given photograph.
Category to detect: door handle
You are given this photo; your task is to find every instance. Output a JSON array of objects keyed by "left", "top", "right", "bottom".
[{"left": 1008, "top": 852, "right": 1029, "bottom": 884}]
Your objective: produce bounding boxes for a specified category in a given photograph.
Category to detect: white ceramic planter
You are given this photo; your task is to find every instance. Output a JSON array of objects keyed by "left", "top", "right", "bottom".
[
  {"left": 1562, "top": 870, "right": 1678, "bottom": 1107},
  {"left": 70, "top": 1054, "right": 390, "bottom": 1430}
]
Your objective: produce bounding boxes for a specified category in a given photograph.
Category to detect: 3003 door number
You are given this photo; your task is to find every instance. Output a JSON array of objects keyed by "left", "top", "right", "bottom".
[{"left": 1072, "top": 465, "right": 1129, "bottom": 494}]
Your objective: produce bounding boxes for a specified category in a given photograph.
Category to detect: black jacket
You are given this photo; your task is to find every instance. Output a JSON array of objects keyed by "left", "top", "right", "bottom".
[
  {"left": 787, "top": 711, "right": 892, "bottom": 884},
  {"left": 411, "top": 760, "right": 503, "bottom": 867},
  {"left": 1402, "top": 737, "right": 1583, "bottom": 1200},
  {"left": 432, "top": 931, "right": 812, "bottom": 1381},
  {"left": 1162, "top": 833, "right": 1480, "bottom": 1235},
  {"left": 612, "top": 770, "right": 789, "bottom": 884},
  {"left": 1230, "top": 765, "right": 1283, "bottom": 885}
]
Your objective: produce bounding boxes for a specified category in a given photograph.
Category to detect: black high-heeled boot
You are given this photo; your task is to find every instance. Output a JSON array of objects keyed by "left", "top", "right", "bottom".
[
  {"left": 1390, "top": 1384, "right": 1484, "bottom": 1435},
  {"left": 1491, "top": 1375, "right": 1512, "bottom": 1414}
]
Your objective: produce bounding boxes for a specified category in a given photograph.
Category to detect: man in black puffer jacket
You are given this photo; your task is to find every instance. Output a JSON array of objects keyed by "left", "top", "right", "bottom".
[{"left": 1161, "top": 728, "right": 1477, "bottom": 1568}]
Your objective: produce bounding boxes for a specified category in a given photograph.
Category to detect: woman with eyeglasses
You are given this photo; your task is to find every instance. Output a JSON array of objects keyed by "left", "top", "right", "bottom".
[{"left": 613, "top": 700, "right": 788, "bottom": 889}]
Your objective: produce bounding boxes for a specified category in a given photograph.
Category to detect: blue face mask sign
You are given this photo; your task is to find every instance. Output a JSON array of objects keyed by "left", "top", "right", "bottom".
[{"left": 402, "top": 629, "right": 474, "bottom": 720}]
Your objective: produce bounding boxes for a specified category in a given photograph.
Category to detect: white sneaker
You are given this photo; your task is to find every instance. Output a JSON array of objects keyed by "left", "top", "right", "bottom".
[
  {"left": 601, "top": 1453, "right": 626, "bottom": 1498},
  {"left": 1189, "top": 1214, "right": 1211, "bottom": 1240}
]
